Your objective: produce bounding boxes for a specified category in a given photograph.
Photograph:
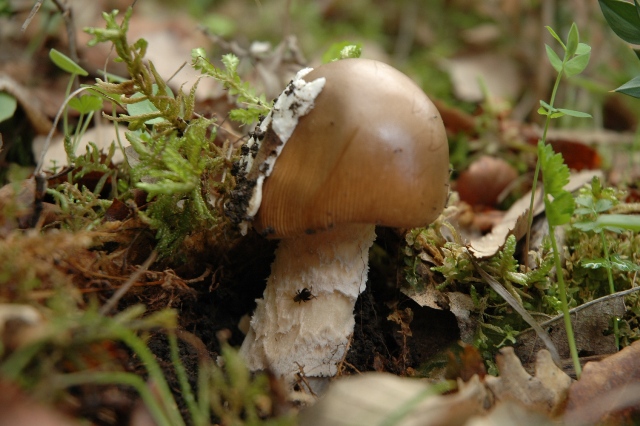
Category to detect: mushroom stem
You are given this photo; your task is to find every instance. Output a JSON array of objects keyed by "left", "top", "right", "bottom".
[{"left": 240, "top": 223, "right": 376, "bottom": 383}]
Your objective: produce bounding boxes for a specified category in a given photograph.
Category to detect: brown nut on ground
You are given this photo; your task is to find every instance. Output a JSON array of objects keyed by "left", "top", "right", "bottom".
[{"left": 227, "top": 58, "right": 449, "bottom": 387}]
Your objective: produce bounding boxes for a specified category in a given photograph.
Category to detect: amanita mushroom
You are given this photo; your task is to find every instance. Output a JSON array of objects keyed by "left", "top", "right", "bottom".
[{"left": 226, "top": 58, "right": 449, "bottom": 385}]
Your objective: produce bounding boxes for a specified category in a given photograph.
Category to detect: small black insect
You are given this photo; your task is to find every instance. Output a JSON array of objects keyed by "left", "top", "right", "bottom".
[{"left": 293, "top": 288, "right": 317, "bottom": 304}]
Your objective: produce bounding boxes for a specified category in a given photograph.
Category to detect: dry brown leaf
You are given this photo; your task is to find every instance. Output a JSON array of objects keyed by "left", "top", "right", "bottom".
[
  {"left": 485, "top": 347, "right": 572, "bottom": 416},
  {"left": 402, "top": 286, "right": 478, "bottom": 344},
  {"left": 432, "top": 99, "right": 478, "bottom": 136},
  {"left": 468, "top": 170, "right": 602, "bottom": 259},
  {"left": 521, "top": 127, "right": 605, "bottom": 171},
  {"left": 467, "top": 210, "right": 529, "bottom": 259},
  {"left": 0, "top": 380, "right": 82, "bottom": 426},
  {"left": 445, "top": 343, "right": 487, "bottom": 382},
  {"left": 0, "top": 74, "right": 53, "bottom": 135},
  {"left": 466, "top": 401, "right": 555, "bottom": 426},
  {"left": 0, "top": 178, "right": 61, "bottom": 235},
  {"left": 515, "top": 293, "right": 625, "bottom": 367},
  {"left": 563, "top": 340, "right": 640, "bottom": 425}
]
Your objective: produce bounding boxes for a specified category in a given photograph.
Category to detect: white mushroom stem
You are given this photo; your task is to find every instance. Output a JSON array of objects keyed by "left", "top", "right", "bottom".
[{"left": 240, "top": 223, "right": 376, "bottom": 383}]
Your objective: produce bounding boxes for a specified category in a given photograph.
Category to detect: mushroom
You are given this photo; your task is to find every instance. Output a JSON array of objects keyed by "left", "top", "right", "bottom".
[{"left": 226, "top": 58, "right": 449, "bottom": 386}]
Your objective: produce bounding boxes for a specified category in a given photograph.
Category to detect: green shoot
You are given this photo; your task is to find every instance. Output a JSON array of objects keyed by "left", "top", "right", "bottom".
[
  {"left": 82, "top": 8, "right": 229, "bottom": 257},
  {"left": 322, "top": 41, "right": 363, "bottom": 62},
  {"left": 65, "top": 94, "right": 104, "bottom": 163},
  {"left": 192, "top": 49, "right": 270, "bottom": 125},
  {"left": 528, "top": 23, "right": 592, "bottom": 378},
  {"left": 537, "top": 142, "right": 580, "bottom": 374},
  {"left": 49, "top": 48, "right": 90, "bottom": 145}
]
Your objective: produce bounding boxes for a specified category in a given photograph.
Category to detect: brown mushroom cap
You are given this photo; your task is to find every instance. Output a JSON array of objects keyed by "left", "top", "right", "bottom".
[{"left": 253, "top": 58, "right": 450, "bottom": 238}]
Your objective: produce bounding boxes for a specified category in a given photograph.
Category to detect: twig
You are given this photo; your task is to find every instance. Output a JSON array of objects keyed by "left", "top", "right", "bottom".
[
  {"left": 294, "top": 362, "right": 317, "bottom": 397},
  {"left": 34, "top": 86, "right": 93, "bottom": 175},
  {"left": 22, "top": 0, "right": 80, "bottom": 91},
  {"left": 167, "top": 61, "right": 187, "bottom": 85},
  {"left": 99, "top": 250, "right": 158, "bottom": 315},
  {"left": 536, "top": 286, "right": 640, "bottom": 330},
  {"left": 21, "top": 0, "right": 45, "bottom": 32},
  {"left": 51, "top": 0, "right": 79, "bottom": 65}
]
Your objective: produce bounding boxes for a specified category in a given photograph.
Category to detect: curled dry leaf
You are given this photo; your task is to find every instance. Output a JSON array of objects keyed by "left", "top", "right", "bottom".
[
  {"left": 564, "top": 340, "right": 640, "bottom": 425},
  {"left": 485, "top": 347, "right": 572, "bottom": 416},
  {"left": 402, "top": 286, "right": 478, "bottom": 344},
  {"left": 468, "top": 170, "right": 602, "bottom": 259}
]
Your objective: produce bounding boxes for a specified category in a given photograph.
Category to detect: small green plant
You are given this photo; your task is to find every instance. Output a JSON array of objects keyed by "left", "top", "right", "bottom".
[
  {"left": 0, "top": 299, "right": 290, "bottom": 426},
  {"left": 571, "top": 178, "right": 640, "bottom": 348},
  {"left": 536, "top": 141, "right": 581, "bottom": 374},
  {"left": 574, "top": 178, "right": 623, "bottom": 347},
  {"left": 48, "top": 48, "right": 105, "bottom": 162},
  {"left": 81, "top": 8, "right": 249, "bottom": 257},
  {"left": 321, "top": 41, "right": 363, "bottom": 62},
  {"left": 531, "top": 23, "right": 592, "bottom": 378},
  {"left": 192, "top": 50, "right": 270, "bottom": 125},
  {"left": 403, "top": 214, "right": 557, "bottom": 364}
]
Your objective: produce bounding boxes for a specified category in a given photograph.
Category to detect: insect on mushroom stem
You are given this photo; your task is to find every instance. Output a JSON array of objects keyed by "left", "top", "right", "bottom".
[
  {"left": 293, "top": 288, "right": 317, "bottom": 304},
  {"left": 226, "top": 58, "right": 450, "bottom": 387}
]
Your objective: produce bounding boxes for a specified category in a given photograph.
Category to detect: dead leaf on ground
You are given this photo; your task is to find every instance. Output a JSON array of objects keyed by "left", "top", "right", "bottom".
[
  {"left": 298, "top": 373, "right": 489, "bottom": 426},
  {"left": 564, "top": 340, "right": 640, "bottom": 425},
  {"left": 515, "top": 291, "right": 626, "bottom": 368},
  {"left": 485, "top": 347, "right": 572, "bottom": 416},
  {"left": 465, "top": 401, "right": 555, "bottom": 426},
  {"left": 0, "top": 381, "right": 82, "bottom": 426},
  {"left": 402, "top": 286, "right": 478, "bottom": 344},
  {"left": 0, "top": 74, "right": 53, "bottom": 135},
  {"left": 432, "top": 99, "right": 478, "bottom": 136},
  {"left": 445, "top": 343, "right": 487, "bottom": 382},
  {"left": 522, "top": 127, "right": 604, "bottom": 171},
  {"left": 468, "top": 170, "right": 602, "bottom": 259},
  {"left": 299, "top": 347, "right": 570, "bottom": 426},
  {"left": 0, "top": 178, "right": 64, "bottom": 235}
]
